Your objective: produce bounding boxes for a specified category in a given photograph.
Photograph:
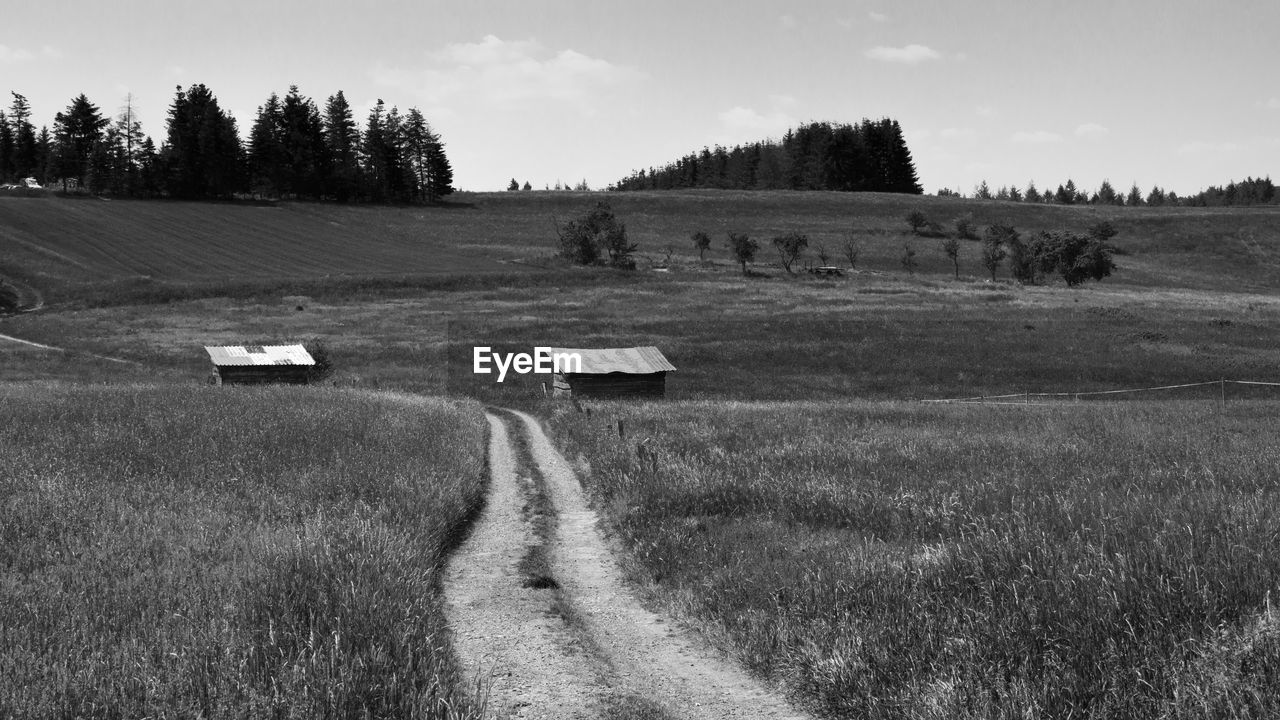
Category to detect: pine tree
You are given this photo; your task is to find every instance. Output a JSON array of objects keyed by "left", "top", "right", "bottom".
[
  {"left": 52, "top": 94, "right": 109, "bottom": 192},
  {"left": 9, "top": 93, "right": 38, "bottom": 179},
  {"left": 161, "top": 84, "right": 243, "bottom": 199},
  {"left": 322, "top": 91, "right": 361, "bottom": 201},
  {"left": 110, "top": 95, "right": 147, "bottom": 195},
  {"left": 1025, "top": 181, "right": 1041, "bottom": 203},
  {"left": 360, "top": 100, "right": 388, "bottom": 201},
  {"left": 0, "top": 111, "right": 13, "bottom": 181},
  {"left": 1096, "top": 179, "right": 1117, "bottom": 205},
  {"left": 401, "top": 107, "right": 434, "bottom": 202},
  {"left": 1126, "top": 183, "right": 1143, "bottom": 207},
  {"left": 280, "top": 86, "right": 326, "bottom": 198},
  {"left": 248, "top": 93, "right": 286, "bottom": 196}
]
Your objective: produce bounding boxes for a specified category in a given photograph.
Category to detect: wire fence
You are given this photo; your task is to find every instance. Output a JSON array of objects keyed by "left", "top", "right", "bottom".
[{"left": 923, "top": 379, "right": 1280, "bottom": 406}]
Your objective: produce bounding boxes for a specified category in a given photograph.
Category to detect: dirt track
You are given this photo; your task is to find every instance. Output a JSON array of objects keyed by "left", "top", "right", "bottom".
[{"left": 443, "top": 410, "right": 811, "bottom": 719}]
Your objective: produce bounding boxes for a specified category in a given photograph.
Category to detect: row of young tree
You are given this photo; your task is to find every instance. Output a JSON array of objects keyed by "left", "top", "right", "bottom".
[
  {"left": 611, "top": 120, "right": 923, "bottom": 194},
  {"left": 945, "top": 176, "right": 1278, "bottom": 207},
  {"left": 0, "top": 86, "right": 453, "bottom": 203}
]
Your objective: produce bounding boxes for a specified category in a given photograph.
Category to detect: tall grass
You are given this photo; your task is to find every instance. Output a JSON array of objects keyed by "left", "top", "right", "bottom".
[
  {"left": 550, "top": 400, "right": 1280, "bottom": 718},
  {"left": 0, "top": 384, "right": 488, "bottom": 719}
]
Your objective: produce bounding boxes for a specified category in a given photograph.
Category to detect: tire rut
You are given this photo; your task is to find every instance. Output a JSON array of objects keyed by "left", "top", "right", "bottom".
[
  {"left": 443, "top": 412, "right": 602, "bottom": 719},
  {"left": 444, "top": 409, "right": 812, "bottom": 720}
]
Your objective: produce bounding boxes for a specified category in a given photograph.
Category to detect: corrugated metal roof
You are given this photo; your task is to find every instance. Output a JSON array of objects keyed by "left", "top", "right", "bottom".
[
  {"left": 545, "top": 346, "right": 676, "bottom": 375},
  {"left": 205, "top": 345, "right": 315, "bottom": 367}
]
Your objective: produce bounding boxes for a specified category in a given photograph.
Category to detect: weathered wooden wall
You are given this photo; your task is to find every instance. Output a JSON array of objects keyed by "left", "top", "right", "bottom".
[
  {"left": 554, "top": 372, "right": 667, "bottom": 398},
  {"left": 213, "top": 366, "right": 311, "bottom": 385}
]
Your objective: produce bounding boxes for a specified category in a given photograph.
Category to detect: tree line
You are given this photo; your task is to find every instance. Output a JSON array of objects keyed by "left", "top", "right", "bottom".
[
  {"left": 946, "top": 176, "right": 1277, "bottom": 207},
  {"left": 0, "top": 86, "right": 453, "bottom": 203},
  {"left": 610, "top": 120, "right": 923, "bottom": 194}
]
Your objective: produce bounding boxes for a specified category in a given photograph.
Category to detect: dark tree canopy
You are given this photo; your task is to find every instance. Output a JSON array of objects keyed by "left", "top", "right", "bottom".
[
  {"left": 611, "top": 120, "right": 922, "bottom": 194},
  {"left": 2, "top": 84, "right": 455, "bottom": 204}
]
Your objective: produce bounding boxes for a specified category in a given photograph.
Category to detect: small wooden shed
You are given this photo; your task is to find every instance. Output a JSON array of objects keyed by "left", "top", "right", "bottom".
[
  {"left": 547, "top": 346, "right": 676, "bottom": 398},
  {"left": 205, "top": 344, "right": 315, "bottom": 385}
]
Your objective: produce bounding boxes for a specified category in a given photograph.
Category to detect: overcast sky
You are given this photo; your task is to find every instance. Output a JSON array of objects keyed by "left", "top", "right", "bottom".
[{"left": 3, "top": 0, "right": 1277, "bottom": 194}]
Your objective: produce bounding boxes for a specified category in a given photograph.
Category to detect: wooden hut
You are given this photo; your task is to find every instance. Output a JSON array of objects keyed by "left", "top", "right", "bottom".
[
  {"left": 205, "top": 345, "right": 315, "bottom": 385},
  {"left": 547, "top": 346, "right": 675, "bottom": 398}
]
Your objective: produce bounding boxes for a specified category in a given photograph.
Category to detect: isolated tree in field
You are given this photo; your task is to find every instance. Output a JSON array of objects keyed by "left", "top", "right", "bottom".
[
  {"left": 522, "top": 180, "right": 532, "bottom": 191},
  {"left": 556, "top": 202, "right": 635, "bottom": 268},
  {"left": 842, "top": 236, "right": 860, "bottom": 269},
  {"left": 508, "top": 178, "right": 519, "bottom": 191},
  {"left": 906, "top": 210, "right": 928, "bottom": 235},
  {"left": 942, "top": 237, "right": 960, "bottom": 278},
  {"left": 981, "top": 224, "right": 1014, "bottom": 281},
  {"left": 1087, "top": 220, "right": 1118, "bottom": 244},
  {"left": 815, "top": 242, "right": 831, "bottom": 266},
  {"left": 691, "top": 230, "right": 711, "bottom": 261},
  {"left": 772, "top": 232, "right": 809, "bottom": 273},
  {"left": 726, "top": 233, "right": 759, "bottom": 275},
  {"left": 901, "top": 243, "right": 917, "bottom": 273}
]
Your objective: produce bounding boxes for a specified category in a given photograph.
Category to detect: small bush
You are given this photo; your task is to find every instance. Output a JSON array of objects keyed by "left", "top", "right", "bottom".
[
  {"left": 556, "top": 202, "right": 636, "bottom": 269},
  {"left": 304, "top": 338, "right": 335, "bottom": 383},
  {"left": 906, "top": 211, "right": 928, "bottom": 235}
]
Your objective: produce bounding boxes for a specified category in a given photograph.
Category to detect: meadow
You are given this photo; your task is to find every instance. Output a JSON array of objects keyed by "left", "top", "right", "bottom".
[
  {"left": 548, "top": 399, "right": 1280, "bottom": 718},
  {"left": 0, "top": 384, "right": 488, "bottom": 719},
  {"left": 3, "top": 190, "right": 1280, "bottom": 718}
]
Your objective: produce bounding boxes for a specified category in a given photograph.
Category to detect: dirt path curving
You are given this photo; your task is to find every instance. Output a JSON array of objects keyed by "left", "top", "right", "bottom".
[
  {"left": 443, "top": 412, "right": 603, "bottom": 719},
  {"left": 450, "top": 409, "right": 808, "bottom": 717}
]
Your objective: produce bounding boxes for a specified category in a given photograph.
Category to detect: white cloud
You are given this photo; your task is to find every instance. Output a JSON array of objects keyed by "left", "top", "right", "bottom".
[
  {"left": 1177, "top": 140, "right": 1243, "bottom": 155},
  {"left": 869, "top": 11, "right": 890, "bottom": 22},
  {"left": 1263, "top": 98, "right": 1280, "bottom": 110},
  {"left": 975, "top": 104, "right": 996, "bottom": 117},
  {"left": 1011, "top": 130, "right": 1063, "bottom": 144},
  {"left": 779, "top": 14, "right": 798, "bottom": 29},
  {"left": 0, "top": 44, "right": 35, "bottom": 64},
  {"left": 381, "top": 35, "right": 643, "bottom": 112},
  {"left": 1075, "top": 122, "right": 1109, "bottom": 138},
  {"left": 864, "top": 44, "right": 941, "bottom": 64}
]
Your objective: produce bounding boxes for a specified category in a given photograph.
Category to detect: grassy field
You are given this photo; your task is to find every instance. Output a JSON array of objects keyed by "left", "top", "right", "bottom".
[
  {"left": 0, "top": 384, "right": 488, "bottom": 719},
  {"left": 3, "top": 191, "right": 1280, "bottom": 308},
  {"left": 3, "top": 190, "right": 1280, "bottom": 718},
  {"left": 548, "top": 399, "right": 1280, "bottom": 718}
]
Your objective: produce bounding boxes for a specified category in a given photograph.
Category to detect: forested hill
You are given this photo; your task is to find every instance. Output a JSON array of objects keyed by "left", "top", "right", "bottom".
[{"left": 610, "top": 119, "right": 922, "bottom": 194}]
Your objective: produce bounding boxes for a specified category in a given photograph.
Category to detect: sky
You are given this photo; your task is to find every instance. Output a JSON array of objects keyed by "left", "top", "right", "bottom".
[{"left": 2, "top": 0, "right": 1277, "bottom": 195}]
